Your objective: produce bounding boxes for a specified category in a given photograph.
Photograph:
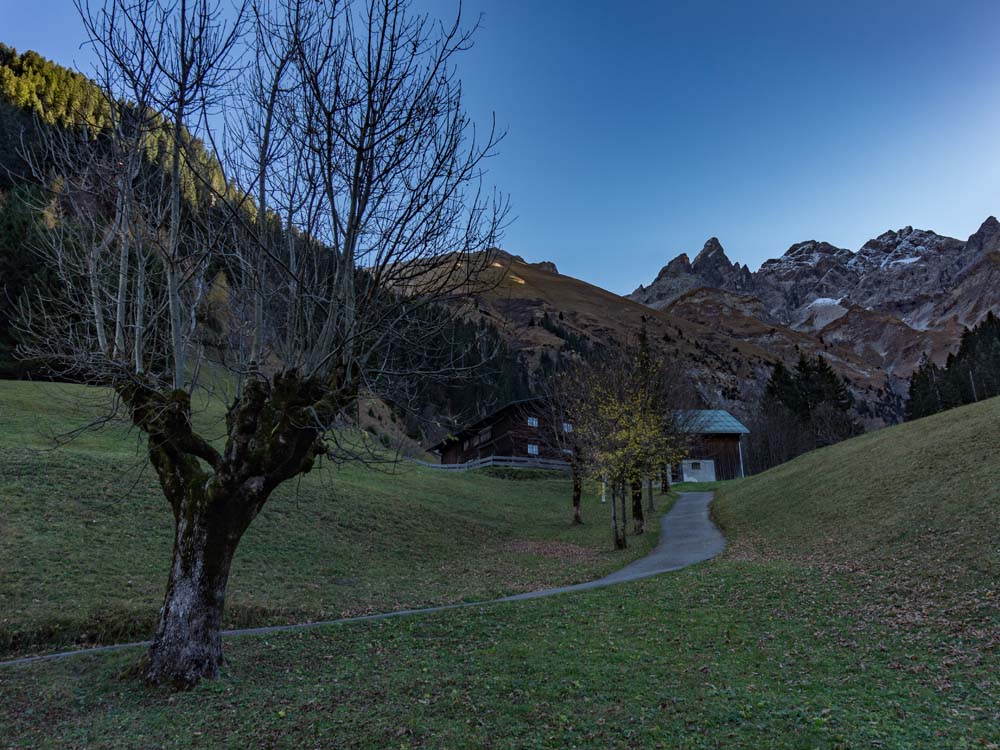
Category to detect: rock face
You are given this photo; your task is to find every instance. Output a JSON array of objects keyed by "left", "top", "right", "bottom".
[
  {"left": 628, "top": 217, "right": 1000, "bottom": 384},
  {"left": 632, "top": 238, "right": 752, "bottom": 307},
  {"left": 529, "top": 260, "right": 559, "bottom": 274}
]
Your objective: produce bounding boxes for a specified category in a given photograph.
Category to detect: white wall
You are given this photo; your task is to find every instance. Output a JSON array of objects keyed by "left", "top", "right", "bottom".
[{"left": 681, "top": 459, "right": 716, "bottom": 483}]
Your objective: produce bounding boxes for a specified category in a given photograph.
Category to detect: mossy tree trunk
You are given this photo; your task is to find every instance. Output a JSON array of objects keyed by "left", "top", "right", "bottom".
[{"left": 121, "top": 370, "right": 345, "bottom": 688}]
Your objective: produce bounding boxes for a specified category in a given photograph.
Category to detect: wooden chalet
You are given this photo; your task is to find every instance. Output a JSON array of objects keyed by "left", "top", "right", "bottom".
[
  {"left": 431, "top": 398, "right": 570, "bottom": 465},
  {"left": 677, "top": 409, "right": 750, "bottom": 481}
]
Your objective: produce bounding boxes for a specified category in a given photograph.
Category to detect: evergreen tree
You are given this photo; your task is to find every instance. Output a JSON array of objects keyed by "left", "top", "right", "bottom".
[
  {"left": 905, "top": 313, "right": 1000, "bottom": 420},
  {"left": 754, "top": 353, "right": 860, "bottom": 466}
]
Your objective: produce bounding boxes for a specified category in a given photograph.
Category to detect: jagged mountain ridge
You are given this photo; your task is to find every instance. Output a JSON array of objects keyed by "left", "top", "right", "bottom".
[
  {"left": 463, "top": 252, "right": 902, "bottom": 427},
  {"left": 628, "top": 217, "right": 1000, "bottom": 379}
]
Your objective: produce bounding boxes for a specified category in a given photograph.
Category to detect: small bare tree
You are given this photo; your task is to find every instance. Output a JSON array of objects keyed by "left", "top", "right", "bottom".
[
  {"left": 536, "top": 375, "right": 586, "bottom": 524},
  {"left": 16, "top": 0, "right": 506, "bottom": 687}
]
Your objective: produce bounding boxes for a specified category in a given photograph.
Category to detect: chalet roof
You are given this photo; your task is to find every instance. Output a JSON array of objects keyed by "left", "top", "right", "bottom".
[{"left": 679, "top": 409, "right": 750, "bottom": 435}]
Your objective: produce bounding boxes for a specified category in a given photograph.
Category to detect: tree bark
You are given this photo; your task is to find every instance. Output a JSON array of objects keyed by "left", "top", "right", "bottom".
[
  {"left": 571, "top": 466, "right": 582, "bottom": 525},
  {"left": 645, "top": 474, "right": 655, "bottom": 513},
  {"left": 631, "top": 478, "right": 644, "bottom": 534},
  {"left": 661, "top": 465, "right": 670, "bottom": 494},
  {"left": 143, "top": 502, "right": 241, "bottom": 688}
]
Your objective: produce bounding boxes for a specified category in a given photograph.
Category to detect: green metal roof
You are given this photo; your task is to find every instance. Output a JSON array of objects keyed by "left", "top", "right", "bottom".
[{"left": 679, "top": 409, "right": 750, "bottom": 435}]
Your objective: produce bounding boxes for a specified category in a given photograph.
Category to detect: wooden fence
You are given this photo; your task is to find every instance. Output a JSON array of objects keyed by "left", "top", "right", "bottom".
[{"left": 407, "top": 455, "right": 571, "bottom": 472}]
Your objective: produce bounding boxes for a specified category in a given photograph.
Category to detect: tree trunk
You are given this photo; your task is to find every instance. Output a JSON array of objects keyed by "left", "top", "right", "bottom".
[
  {"left": 660, "top": 465, "right": 670, "bottom": 494},
  {"left": 609, "top": 480, "right": 624, "bottom": 549},
  {"left": 645, "top": 475, "right": 655, "bottom": 513},
  {"left": 143, "top": 502, "right": 242, "bottom": 688},
  {"left": 619, "top": 477, "right": 629, "bottom": 548},
  {"left": 120, "top": 372, "right": 336, "bottom": 689},
  {"left": 571, "top": 467, "right": 583, "bottom": 525},
  {"left": 631, "top": 478, "right": 644, "bottom": 534}
]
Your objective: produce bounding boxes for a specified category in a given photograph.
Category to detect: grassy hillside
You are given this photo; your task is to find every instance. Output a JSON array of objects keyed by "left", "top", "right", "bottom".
[
  {"left": 2, "top": 394, "right": 998, "bottom": 748},
  {"left": 0, "top": 380, "right": 666, "bottom": 657},
  {"left": 715, "top": 396, "right": 1000, "bottom": 612}
]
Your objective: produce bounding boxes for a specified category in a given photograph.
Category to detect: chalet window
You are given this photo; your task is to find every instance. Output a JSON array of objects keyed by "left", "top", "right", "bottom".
[
  {"left": 527, "top": 443, "right": 539, "bottom": 456},
  {"left": 527, "top": 416, "right": 539, "bottom": 428},
  {"left": 463, "top": 440, "right": 470, "bottom": 450},
  {"left": 480, "top": 427, "right": 492, "bottom": 442},
  {"left": 562, "top": 422, "right": 573, "bottom": 433},
  {"left": 691, "top": 461, "right": 701, "bottom": 470}
]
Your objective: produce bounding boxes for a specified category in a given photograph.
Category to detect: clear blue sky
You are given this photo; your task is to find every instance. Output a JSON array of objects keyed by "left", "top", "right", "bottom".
[{"left": 3, "top": 0, "right": 1000, "bottom": 293}]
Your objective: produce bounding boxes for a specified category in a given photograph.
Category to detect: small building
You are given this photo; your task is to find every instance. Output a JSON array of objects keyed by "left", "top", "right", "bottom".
[
  {"left": 676, "top": 409, "right": 750, "bottom": 481},
  {"left": 431, "top": 398, "right": 570, "bottom": 465}
]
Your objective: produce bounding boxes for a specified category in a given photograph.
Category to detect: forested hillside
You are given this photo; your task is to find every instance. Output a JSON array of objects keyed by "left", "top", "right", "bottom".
[
  {"left": 906, "top": 312, "right": 1000, "bottom": 419},
  {"left": 0, "top": 44, "right": 531, "bottom": 437}
]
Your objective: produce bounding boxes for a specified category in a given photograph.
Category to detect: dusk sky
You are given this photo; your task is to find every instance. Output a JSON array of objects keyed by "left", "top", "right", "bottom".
[{"left": 3, "top": 0, "right": 999, "bottom": 294}]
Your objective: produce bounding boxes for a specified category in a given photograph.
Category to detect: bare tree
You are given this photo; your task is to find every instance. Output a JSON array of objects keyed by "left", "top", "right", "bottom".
[
  {"left": 16, "top": 0, "right": 506, "bottom": 687},
  {"left": 537, "top": 377, "right": 585, "bottom": 525}
]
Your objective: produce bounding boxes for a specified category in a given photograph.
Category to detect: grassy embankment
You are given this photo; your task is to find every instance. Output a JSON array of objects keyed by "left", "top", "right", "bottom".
[
  {"left": 2, "top": 389, "right": 999, "bottom": 748},
  {"left": 0, "top": 380, "right": 666, "bottom": 657}
]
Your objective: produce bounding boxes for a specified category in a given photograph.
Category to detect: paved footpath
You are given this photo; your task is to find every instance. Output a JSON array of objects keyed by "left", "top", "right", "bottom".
[{"left": 1, "top": 491, "right": 724, "bottom": 668}]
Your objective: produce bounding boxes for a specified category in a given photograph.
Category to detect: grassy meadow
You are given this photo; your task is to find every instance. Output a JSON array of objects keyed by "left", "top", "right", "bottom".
[
  {"left": 2, "top": 387, "right": 999, "bottom": 748},
  {"left": 0, "top": 380, "right": 664, "bottom": 657}
]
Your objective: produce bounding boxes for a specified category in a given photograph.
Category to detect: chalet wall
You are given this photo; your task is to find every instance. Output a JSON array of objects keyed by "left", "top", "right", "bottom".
[
  {"left": 689, "top": 434, "right": 744, "bottom": 480},
  {"left": 439, "top": 403, "right": 566, "bottom": 464}
]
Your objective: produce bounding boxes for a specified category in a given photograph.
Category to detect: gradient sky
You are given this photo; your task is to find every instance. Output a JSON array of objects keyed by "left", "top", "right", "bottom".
[{"left": 3, "top": 0, "right": 999, "bottom": 293}]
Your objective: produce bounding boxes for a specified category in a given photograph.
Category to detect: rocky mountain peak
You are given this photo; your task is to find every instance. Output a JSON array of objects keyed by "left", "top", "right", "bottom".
[
  {"left": 692, "top": 237, "right": 728, "bottom": 266},
  {"left": 629, "top": 215, "right": 997, "bottom": 342},
  {"left": 782, "top": 240, "right": 845, "bottom": 258},
  {"left": 855, "top": 226, "right": 960, "bottom": 266},
  {"left": 630, "top": 237, "right": 752, "bottom": 307},
  {"left": 654, "top": 253, "right": 692, "bottom": 282},
  {"left": 966, "top": 216, "right": 1000, "bottom": 256},
  {"left": 692, "top": 237, "right": 752, "bottom": 290}
]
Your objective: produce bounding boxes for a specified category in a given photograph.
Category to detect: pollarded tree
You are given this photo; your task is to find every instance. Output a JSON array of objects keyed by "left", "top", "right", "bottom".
[{"left": 16, "top": 0, "right": 506, "bottom": 688}]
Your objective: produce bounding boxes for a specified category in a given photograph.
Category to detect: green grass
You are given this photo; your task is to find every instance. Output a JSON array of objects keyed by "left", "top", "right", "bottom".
[
  {"left": 2, "top": 389, "right": 999, "bottom": 748},
  {"left": 0, "top": 380, "right": 667, "bottom": 657},
  {"left": 3, "top": 562, "right": 997, "bottom": 749},
  {"left": 714, "top": 396, "right": 1000, "bottom": 615}
]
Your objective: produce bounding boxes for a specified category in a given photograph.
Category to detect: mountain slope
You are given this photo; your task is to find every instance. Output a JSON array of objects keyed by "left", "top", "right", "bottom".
[{"left": 467, "top": 252, "right": 900, "bottom": 423}]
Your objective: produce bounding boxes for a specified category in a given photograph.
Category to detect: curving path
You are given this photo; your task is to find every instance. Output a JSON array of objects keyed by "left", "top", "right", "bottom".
[{"left": 1, "top": 491, "right": 724, "bottom": 668}]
